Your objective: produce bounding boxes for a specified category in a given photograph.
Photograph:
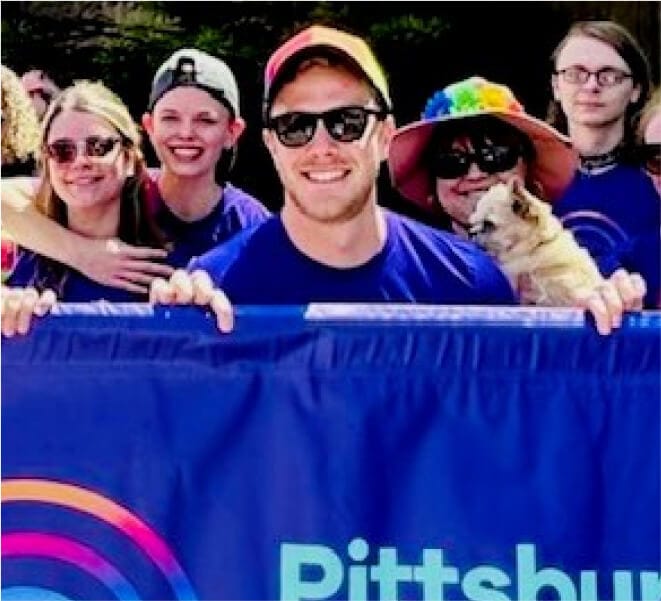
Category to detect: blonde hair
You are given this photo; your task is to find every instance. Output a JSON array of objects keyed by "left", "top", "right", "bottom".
[
  {"left": 32, "top": 80, "right": 164, "bottom": 295},
  {"left": 1, "top": 65, "right": 41, "bottom": 165},
  {"left": 637, "top": 87, "right": 661, "bottom": 143}
]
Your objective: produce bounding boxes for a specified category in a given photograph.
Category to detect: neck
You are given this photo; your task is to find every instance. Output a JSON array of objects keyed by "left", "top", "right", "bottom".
[
  {"left": 567, "top": 119, "right": 625, "bottom": 157},
  {"left": 157, "top": 169, "right": 222, "bottom": 222},
  {"left": 67, "top": 201, "right": 121, "bottom": 240},
  {"left": 281, "top": 198, "right": 387, "bottom": 268}
]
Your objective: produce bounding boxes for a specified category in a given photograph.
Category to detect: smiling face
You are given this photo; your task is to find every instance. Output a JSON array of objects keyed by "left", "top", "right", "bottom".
[
  {"left": 144, "top": 86, "right": 244, "bottom": 181},
  {"left": 432, "top": 123, "right": 528, "bottom": 236},
  {"left": 263, "top": 61, "right": 393, "bottom": 225},
  {"left": 46, "top": 109, "right": 129, "bottom": 213},
  {"left": 552, "top": 35, "right": 641, "bottom": 132}
]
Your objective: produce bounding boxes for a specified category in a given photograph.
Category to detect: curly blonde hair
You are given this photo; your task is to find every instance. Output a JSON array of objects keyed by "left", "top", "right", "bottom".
[{"left": 1, "top": 65, "right": 41, "bottom": 165}]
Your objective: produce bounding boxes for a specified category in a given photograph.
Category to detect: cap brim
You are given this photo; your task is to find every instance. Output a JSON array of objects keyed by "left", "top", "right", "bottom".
[{"left": 388, "top": 109, "right": 577, "bottom": 211}]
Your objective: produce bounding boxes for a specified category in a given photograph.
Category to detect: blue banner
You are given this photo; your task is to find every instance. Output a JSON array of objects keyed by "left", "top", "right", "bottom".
[{"left": 2, "top": 305, "right": 660, "bottom": 601}]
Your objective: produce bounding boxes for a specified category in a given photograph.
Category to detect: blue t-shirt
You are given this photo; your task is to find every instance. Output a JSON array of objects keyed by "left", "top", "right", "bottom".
[
  {"left": 553, "top": 164, "right": 661, "bottom": 308},
  {"left": 7, "top": 181, "right": 270, "bottom": 303},
  {"left": 190, "top": 210, "right": 516, "bottom": 305},
  {"left": 152, "top": 182, "right": 270, "bottom": 268},
  {"left": 8, "top": 252, "right": 144, "bottom": 302}
]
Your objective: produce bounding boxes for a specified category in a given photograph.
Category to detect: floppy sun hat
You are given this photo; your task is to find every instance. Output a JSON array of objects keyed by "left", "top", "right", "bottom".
[{"left": 389, "top": 76, "right": 577, "bottom": 212}]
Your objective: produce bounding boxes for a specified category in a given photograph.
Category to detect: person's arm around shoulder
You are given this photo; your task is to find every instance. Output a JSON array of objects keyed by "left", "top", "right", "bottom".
[{"left": 2, "top": 177, "right": 173, "bottom": 293}]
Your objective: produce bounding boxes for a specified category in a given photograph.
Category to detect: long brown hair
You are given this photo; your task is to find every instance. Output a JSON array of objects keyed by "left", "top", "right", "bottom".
[
  {"left": 547, "top": 20, "right": 652, "bottom": 148},
  {"left": 32, "top": 80, "right": 165, "bottom": 295}
]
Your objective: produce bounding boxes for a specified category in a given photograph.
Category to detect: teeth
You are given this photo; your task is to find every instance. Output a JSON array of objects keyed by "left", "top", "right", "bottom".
[
  {"left": 306, "top": 170, "right": 345, "bottom": 183},
  {"left": 171, "top": 148, "right": 202, "bottom": 159}
]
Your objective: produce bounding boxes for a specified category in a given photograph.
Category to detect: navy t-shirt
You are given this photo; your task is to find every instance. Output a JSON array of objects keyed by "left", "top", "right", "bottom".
[
  {"left": 8, "top": 252, "right": 144, "bottom": 302},
  {"left": 152, "top": 182, "right": 270, "bottom": 268},
  {"left": 553, "top": 164, "right": 661, "bottom": 308},
  {"left": 190, "top": 210, "right": 516, "bottom": 306}
]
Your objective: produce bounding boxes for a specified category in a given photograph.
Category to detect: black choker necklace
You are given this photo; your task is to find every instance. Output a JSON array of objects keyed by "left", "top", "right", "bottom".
[{"left": 579, "top": 148, "right": 622, "bottom": 174}]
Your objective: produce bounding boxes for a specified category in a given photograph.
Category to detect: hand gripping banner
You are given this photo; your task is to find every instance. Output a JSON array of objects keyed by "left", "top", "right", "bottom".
[{"left": 2, "top": 304, "right": 660, "bottom": 601}]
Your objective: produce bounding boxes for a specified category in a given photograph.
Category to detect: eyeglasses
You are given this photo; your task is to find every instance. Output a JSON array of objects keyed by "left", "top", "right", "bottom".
[
  {"left": 45, "top": 136, "right": 122, "bottom": 165},
  {"left": 555, "top": 66, "right": 633, "bottom": 87},
  {"left": 432, "top": 145, "right": 522, "bottom": 179},
  {"left": 266, "top": 106, "right": 388, "bottom": 148},
  {"left": 640, "top": 143, "right": 661, "bottom": 175}
]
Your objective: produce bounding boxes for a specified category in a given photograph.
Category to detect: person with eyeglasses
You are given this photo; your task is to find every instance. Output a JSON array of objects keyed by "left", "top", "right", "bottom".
[
  {"left": 548, "top": 20, "right": 660, "bottom": 309},
  {"left": 149, "top": 25, "right": 523, "bottom": 331},
  {"left": 2, "top": 48, "right": 269, "bottom": 296},
  {"left": 388, "top": 75, "right": 646, "bottom": 315},
  {"left": 2, "top": 81, "right": 168, "bottom": 336}
]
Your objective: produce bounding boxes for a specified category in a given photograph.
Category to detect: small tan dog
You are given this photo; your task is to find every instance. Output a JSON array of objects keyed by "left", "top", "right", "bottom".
[{"left": 469, "top": 179, "right": 605, "bottom": 306}]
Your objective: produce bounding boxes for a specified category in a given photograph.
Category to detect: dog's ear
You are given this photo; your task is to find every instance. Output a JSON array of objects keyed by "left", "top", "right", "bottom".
[{"left": 511, "top": 180, "right": 530, "bottom": 218}]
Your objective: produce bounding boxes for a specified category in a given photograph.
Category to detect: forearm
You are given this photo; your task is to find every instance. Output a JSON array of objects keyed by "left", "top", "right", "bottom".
[{"left": 2, "top": 178, "right": 84, "bottom": 270}]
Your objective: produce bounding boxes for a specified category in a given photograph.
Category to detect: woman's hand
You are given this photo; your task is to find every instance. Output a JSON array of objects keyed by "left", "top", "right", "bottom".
[
  {"left": 579, "top": 269, "right": 646, "bottom": 335},
  {"left": 150, "top": 269, "right": 234, "bottom": 333},
  {"left": 1, "top": 286, "right": 56, "bottom": 337},
  {"left": 73, "top": 238, "right": 174, "bottom": 294}
]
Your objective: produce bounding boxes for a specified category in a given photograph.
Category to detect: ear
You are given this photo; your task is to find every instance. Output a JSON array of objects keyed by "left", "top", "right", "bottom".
[
  {"left": 551, "top": 73, "right": 561, "bottom": 101},
  {"left": 379, "top": 114, "right": 396, "bottom": 162},
  {"left": 141, "top": 113, "right": 154, "bottom": 136},
  {"left": 262, "top": 128, "right": 277, "bottom": 157},
  {"left": 630, "top": 83, "right": 641, "bottom": 105},
  {"left": 225, "top": 116, "right": 246, "bottom": 149},
  {"left": 511, "top": 182, "right": 530, "bottom": 219}
]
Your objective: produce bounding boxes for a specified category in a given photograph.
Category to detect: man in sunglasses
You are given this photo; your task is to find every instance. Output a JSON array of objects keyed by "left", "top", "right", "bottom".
[
  {"left": 151, "top": 27, "right": 639, "bottom": 336},
  {"left": 151, "top": 25, "right": 521, "bottom": 330}
]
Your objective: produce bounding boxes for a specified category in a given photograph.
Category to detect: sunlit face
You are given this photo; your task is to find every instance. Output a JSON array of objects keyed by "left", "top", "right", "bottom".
[
  {"left": 433, "top": 136, "right": 527, "bottom": 236},
  {"left": 143, "top": 86, "right": 244, "bottom": 180},
  {"left": 644, "top": 110, "right": 661, "bottom": 196},
  {"left": 552, "top": 35, "right": 641, "bottom": 131},
  {"left": 46, "top": 109, "right": 129, "bottom": 212},
  {"left": 263, "top": 62, "right": 394, "bottom": 225}
]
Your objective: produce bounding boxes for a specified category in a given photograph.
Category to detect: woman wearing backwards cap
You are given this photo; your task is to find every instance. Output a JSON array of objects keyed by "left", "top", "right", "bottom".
[
  {"left": 2, "top": 48, "right": 269, "bottom": 293},
  {"left": 389, "top": 75, "right": 646, "bottom": 312}
]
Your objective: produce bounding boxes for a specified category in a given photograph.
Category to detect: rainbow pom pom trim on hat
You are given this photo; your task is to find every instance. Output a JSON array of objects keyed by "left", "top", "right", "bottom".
[{"left": 422, "top": 77, "right": 524, "bottom": 120}]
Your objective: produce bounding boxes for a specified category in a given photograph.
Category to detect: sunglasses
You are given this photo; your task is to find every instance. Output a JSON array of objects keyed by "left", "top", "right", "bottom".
[
  {"left": 45, "top": 136, "right": 122, "bottom": 165},
  {"left": 431, "top": 145, "right": 522, "bottom": 179},
  {"left": 266, "top": 106, "right": 388, "bottom": 148},
  {"left": 640, "top": 143, "right": 660, "bottom": 176}
]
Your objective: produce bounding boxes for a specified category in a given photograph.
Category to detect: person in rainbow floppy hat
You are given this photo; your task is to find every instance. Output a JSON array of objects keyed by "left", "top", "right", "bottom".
[
  {"left": 388, "top": 75, "right": 647, "bottom": 313},
  {"left": 388, "top": 76, "right": 578, "bottom": 237}
]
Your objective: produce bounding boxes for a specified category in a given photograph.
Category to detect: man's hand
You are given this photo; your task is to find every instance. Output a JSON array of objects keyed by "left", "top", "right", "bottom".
[
  {"left": 73, "top": 238, "right": 174, "bottom": 294},
  {"left": 1, "top": 286, "right": 56, "bottom": 337},
  {"left": 579, "top": 269, "right": 646, "bottom": 335},
  {"left": 149, "top": 269, "right": 234, "bottom": 333}
]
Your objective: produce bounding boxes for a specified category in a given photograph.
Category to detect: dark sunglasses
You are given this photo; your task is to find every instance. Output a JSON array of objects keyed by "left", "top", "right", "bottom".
[
  {"left": 45, "top": 136, "right": 122, "bottom": 165},
  {"left": 640, "top": 143, "right": 660, "bottom": 176},
  {"left": 266, "top": 106, "right": 388, "bottom": 148},
  {"left": 431, "top": 145, "right": 522, "bottom": 179}
]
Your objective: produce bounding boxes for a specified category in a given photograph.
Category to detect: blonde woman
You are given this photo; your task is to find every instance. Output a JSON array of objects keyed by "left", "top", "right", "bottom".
[
  {"left": 2, "top": 81, "right": 168, "bottom": 335},
  {"left": 1, "top": 65, "right": 40, "bottom": 175}
]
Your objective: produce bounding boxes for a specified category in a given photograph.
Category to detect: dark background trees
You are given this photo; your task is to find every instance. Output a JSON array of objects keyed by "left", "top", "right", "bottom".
[{"left": 2, "top": 1, "right": 659, "bottom": 221}]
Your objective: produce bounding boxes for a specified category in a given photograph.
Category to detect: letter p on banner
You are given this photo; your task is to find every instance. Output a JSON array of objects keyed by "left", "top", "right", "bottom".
[{"left": 281, "top": 543, "right": 343, "bottom": 601}]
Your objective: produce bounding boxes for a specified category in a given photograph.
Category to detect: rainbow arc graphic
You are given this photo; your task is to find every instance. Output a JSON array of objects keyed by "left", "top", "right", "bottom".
[{"left": 2, "top": 478, "right": 198, "bottom": 600}]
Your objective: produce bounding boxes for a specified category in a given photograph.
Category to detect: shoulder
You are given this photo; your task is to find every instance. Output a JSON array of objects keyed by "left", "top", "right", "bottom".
[
  {"left": 189, "top": 216, "right": 281, "bottom": 282},
  {"left": 223, "top": 183, "right": 271, "bottom": 220},
  {"left": 384, "top": 211, "right": 516, "bottom": 303}
]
